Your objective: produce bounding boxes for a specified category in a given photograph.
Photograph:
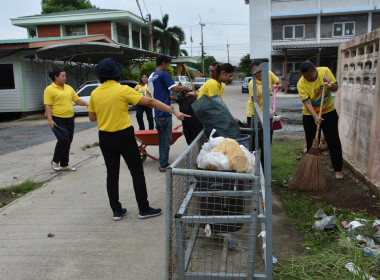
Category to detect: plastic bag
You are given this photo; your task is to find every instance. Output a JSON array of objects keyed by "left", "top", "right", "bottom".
[
  {"left": 197, "top": 149, "right": 230, "bottom": 170},
  {"left": 197, "top": 129, "right": 231, "bottom": 170},
  {"left": 212, "top": 138, "right": 248, "bottom": 173},
  {"left": 312, "top": 216, "right": 337, "bottom": 231},
  {"left": 241, "top": 145, "right": 255, "bottom": 173}
]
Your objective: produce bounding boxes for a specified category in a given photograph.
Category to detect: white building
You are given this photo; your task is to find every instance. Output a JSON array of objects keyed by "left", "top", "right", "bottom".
[{"left": 245, "top": 0, "right": 380, "bottom": 84}]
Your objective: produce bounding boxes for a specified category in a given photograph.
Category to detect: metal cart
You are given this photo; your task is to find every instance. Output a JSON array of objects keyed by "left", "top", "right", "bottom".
[{"left": 165, "top": 61, "right": 273, "bottom": 280}]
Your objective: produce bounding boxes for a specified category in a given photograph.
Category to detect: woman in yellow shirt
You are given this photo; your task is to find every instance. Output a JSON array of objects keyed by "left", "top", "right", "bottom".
[
  {"left": 134, "top": 73, "right": 154, "bottom": 130},
  {"left": 246, "top": 60, "right": 281, "bottom": 170},
  {"left": 88, "top": 58, "right": 190, "bottom": 221},
  {"left": 197, "top": 63, "right": 234, "bottom": 100},
  {"left": 43, "top": 69, "right": 88, "bottom": 171}
]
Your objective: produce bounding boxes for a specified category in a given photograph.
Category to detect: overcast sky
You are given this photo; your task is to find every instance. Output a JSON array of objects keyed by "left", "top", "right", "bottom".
[{"left": 0, "top": 0, "right": 250, "bottom": 65}]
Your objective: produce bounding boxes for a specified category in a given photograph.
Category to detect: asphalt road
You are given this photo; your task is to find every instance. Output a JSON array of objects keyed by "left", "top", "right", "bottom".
[
  {"left": 0, "top": 119, "right": 97, "bottom": 156},
  {"left": 0, "top": 83, "right": 305, "bottom": 155}
]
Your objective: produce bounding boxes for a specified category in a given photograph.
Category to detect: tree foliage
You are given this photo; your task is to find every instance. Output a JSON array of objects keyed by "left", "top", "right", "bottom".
[
  {"left": 139, "top": 61, "right": 174, "bottom": 78},
  {"left": 151, "top": 14, "right": 185, "bottom": 57},
  {"left": 41, "top": 0, "right": 96, "bottom": 14},
  {"left": 239, "top": 54, "right": 252, "bottom": 76},
  {"left": 191, "top": 56, "right": 218, "bottom": 77}
]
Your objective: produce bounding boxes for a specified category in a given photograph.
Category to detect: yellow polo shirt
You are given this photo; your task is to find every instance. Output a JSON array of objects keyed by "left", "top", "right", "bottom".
[
  {"left": 297, "top": 67, "right": 336, "bottom": 116},
  {"left": 246, "top": 71, "right": 279, "bottom": 117},
  {"left": 43, "top": 82, "right": 80, "bottom": 118},
  {"left": 197, "top": 79, "right": 224, "bottom": 100},
  {"left": 88, "top": 80, "right": 143, "bottom": 132},
  {"left": 134, "top": 84, "right": 151, "bottom": 98}
]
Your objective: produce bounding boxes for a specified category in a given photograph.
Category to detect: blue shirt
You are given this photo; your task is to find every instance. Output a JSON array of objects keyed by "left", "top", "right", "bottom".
[{"left": 148, "top": 70, "right": 175, "bottom": 117}]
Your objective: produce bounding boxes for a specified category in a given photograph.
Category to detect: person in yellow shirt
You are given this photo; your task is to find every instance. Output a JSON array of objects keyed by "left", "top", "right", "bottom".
[
  {"left": 297, "top": 60, "right": 343, "bottom": 179},
  {"left": 208, "top": 62, "right": 226, "bottom": 99},
  {"left": 197, "top": 63, "right": 234, "bottom": 100},
  {"left": 246, "top": 60, "right": 282, "bottom": 169},
  {"left": 43, "top": 69, "right": 88, "bottom": 171},
  {"left": 134, "top": 73, "right": 154, "bottom": 130},
  {"left": 88, "top": 58, "right": 190, "bottom": 221}
]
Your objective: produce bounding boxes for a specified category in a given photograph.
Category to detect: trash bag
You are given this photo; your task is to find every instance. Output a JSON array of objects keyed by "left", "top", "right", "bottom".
[
  {"left": 175, "top": 91, "right": 203, "bottom": 145},
  {"left": 191, "top": 95, "right": 241, "bottom": 139}
]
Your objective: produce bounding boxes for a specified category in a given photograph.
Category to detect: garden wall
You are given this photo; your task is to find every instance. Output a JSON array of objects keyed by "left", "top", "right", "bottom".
[{"left": 336, "top": 29, "right": 380, "bottom": 196}]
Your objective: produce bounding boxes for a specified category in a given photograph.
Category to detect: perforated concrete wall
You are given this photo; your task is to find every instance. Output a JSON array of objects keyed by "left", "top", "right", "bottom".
[{"left": 337, "top": 29, "right": 380, "bottom": 195}]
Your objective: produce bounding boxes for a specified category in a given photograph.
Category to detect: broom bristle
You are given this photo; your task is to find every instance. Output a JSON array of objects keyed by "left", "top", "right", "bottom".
[{"left": 289, "top": 141, "right": 327, "bottom": 191}]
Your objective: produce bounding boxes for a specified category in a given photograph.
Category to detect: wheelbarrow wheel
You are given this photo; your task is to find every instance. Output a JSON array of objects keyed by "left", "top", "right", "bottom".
[{"left": 141, "top": 154, "right": 147, "bottom": 162}]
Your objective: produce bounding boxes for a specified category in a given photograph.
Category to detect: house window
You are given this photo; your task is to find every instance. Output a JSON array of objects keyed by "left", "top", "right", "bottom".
[
  {"left": 272, "top": 17, "right": 315, "bottom": 40},
  {"left": 333, "top": 22, "right": 355, "bottom": 37},
  {"left": 0, "top": 64, "right": 15, "bottom": 90},
  {"left": 66, "top": 25, "right": 85, "bottom": 36},
  {"left": 283, "top": 25, "right": 304, "bottom": 39}
]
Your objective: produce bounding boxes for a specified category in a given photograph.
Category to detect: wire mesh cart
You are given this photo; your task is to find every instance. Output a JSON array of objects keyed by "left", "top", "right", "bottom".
[{"left": 165, "top": 61, "right": 273, "bottom": 280}]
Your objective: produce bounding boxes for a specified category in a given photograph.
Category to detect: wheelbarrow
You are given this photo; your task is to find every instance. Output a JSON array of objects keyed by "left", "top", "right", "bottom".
[{"left": 134, "top": 124, "right": 184, "bottom": 162}]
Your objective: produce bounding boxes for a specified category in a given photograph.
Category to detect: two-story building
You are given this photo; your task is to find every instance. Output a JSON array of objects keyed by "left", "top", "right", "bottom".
[{"left": 245, "top": 0, "right": 380, "bottom": 84}]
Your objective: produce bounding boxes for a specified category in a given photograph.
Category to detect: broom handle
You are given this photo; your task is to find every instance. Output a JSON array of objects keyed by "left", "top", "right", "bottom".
[
  {"left": 315, "top": 71, "right": 328, "bottom": 140},
  {"left": 184, "top": 64, "right": 195, "bottom": 91}
]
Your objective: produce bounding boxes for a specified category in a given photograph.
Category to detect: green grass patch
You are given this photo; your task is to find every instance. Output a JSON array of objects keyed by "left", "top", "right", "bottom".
[
  {"left": 271, "top": 137, "right": 379, "bottom": 279},
  {"left": 0, "top": 180, "right": 44, "bottom": 208},
  {"left": 271, "top": 137, "right": 304, "bottom": 187}
]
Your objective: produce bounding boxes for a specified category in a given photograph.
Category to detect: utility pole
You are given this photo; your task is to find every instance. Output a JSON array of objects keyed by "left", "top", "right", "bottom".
[
  {"left": 148, "top": 14, "right": 153, "bottom": 51},
  {"left": 199, "top": 20, "right": 206, "bottom": 75},
  {"left": 227, "top": 38, "right": 230, "bottom": 64}
]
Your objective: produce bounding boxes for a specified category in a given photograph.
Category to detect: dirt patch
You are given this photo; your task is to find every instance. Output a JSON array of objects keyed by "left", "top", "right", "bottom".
[{"left": 304, "top": 150, "right": 380, "bottom": 218}]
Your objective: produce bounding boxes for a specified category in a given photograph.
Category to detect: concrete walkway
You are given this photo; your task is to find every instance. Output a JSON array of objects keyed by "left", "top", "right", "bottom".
[{"left": 0, "top": 85, "right": 303, "bottom": 280}]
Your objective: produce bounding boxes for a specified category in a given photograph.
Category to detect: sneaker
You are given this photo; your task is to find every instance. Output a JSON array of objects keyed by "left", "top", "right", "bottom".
[
  {"left": 61, "top": 166, "right": 76, "bottom": 171},
  {"left": 138, "top": 207, "right": 162, "bottom": 219},
  {"left": 50, "top": 161, "right": 61, "bottom": 171},
  {"left": 335, "top": 172, "right": 343, "bottom": 179},
  {"left": 113, "top": 208, "right": 127, "bottom": 221}
]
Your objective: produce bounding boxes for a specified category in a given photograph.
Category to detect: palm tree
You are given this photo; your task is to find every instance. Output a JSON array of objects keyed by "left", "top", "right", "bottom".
[{"left": 152, "top": 14, "right": 185, "bottom": 57}]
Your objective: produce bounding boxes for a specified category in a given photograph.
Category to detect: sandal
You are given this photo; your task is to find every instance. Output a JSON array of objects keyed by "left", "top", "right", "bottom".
[{"left": 50, "top": 161, "right": 61, "bottom": 171}]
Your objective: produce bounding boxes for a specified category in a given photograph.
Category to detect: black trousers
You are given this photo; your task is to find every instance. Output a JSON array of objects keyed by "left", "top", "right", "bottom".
[
  {"left": 247, "top": 117, "right": 273, "bottom": 171},
  {"left": 99, "top": 126, "right": 150, "bottom": 212},
  {"left": 51, "top": 116, "right": 75, "bottom": 167},
  {"left": 303, "top": 109, "right": 343, "bottom": 172}
]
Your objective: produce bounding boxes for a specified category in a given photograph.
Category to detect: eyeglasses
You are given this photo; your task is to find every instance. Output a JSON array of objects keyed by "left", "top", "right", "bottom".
[{"left": 208, "top": 69, "right": 213, "bottom": 72}]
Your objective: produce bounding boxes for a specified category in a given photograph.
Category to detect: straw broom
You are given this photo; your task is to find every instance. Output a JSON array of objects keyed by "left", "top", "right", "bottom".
[{"left": 289, "top": 78, "right": 328, "bottom": 191}]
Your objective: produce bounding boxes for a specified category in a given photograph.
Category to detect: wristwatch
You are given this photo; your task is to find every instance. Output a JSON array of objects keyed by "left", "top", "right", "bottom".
[{"left": 169, "top": 106, "right": 175, "bottom": 114}]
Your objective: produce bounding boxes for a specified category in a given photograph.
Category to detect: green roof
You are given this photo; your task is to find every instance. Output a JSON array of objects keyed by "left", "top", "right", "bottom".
[
  {"left": 17, "top": 8, "right": 124, "bottom": 19},
  {"left": 0, "top": 35, "right": 105, "bottom": 44}
]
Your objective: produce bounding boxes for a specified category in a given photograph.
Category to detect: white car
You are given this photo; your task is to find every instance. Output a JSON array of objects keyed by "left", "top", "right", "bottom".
[
  {"left": 73, "top": 80, "right": 138, "bottom": 114},
  {"left": 173, "top": 76, "right": 193, "bottom": 90}
]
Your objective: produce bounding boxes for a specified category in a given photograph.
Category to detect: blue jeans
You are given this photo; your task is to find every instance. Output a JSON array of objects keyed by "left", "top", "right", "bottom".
[{"left": 154, "top": 115, "right": 172, "bottom": 168}]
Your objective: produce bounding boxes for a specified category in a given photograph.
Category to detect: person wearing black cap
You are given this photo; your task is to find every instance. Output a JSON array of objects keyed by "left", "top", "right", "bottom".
[{"left": 88, "top": 58, "right": 190, "bottom": 221}]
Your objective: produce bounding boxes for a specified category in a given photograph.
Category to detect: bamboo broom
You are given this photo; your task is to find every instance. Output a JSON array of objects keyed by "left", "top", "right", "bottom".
[{"left": 289, "top": 75, "right": 328, "bottom": 191}]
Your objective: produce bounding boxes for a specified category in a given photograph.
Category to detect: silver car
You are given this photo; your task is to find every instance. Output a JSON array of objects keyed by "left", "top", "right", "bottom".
[
  {"left": 241, "top": 77, "right": 252, "bottom": 93},
  {"left": 193, "top": 77, "right": 209, "bottom": 90}
]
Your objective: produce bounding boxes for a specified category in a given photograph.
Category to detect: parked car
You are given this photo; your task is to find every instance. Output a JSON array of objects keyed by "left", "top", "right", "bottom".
[
  {"left": 283, "top": 71, "right": 301, "bottom": 93},
  {"left": 73, "top": 80, "right": 139, "bottom": 114},
  {"left": 193, "top": 77, "right": 209, "bottom": 90},
  {"left": 173, "top": 75, "right": 194, "bottom": 90},
  {"left": 241, "top": 77, "right": 252, "bottom": 93}
]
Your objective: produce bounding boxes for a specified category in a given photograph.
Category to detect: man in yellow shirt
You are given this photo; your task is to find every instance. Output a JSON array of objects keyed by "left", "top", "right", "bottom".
[
  {"left": 297, "top": 60, "right": 343, "bottom": 179},
  {"left": 88, "top": 58, "right": 190, "bottom": 221}
]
